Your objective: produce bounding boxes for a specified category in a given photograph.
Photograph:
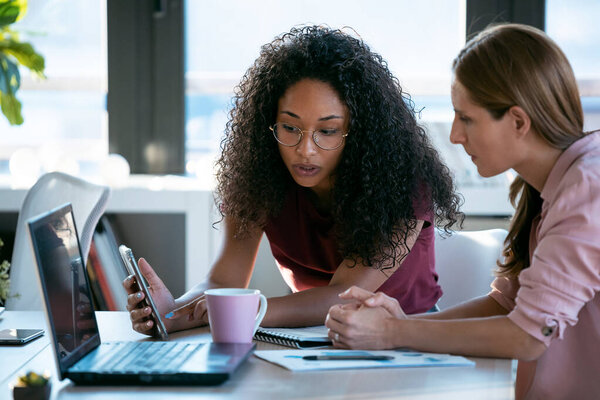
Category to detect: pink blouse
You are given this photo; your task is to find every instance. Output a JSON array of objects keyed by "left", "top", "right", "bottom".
[{"left": 489, "top": 132, "right": 600, "bottom": 400}]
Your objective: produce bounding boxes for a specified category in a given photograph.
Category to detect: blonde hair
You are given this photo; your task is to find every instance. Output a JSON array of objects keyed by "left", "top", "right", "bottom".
[{"left": 453, "top": 23, "right": 585, "bottom": 276}]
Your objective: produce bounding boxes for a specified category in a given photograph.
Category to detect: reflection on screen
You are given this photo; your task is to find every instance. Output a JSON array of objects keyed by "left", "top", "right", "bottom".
[{"left": 31, "top": 208, "right": 98, "bottom": 360}]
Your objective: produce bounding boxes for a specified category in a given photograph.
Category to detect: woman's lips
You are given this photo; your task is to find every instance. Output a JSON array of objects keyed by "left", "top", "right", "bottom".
[
  {"left": 292, "top": 164, "right": 321, "bottom": 177},
  {"left": 465, "top": 150, "right": 476, "bottom": 162}
]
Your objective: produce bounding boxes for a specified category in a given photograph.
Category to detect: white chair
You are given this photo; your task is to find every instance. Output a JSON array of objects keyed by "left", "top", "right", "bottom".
[
  {"left": 434, "top": 228, "right": 508, "bottom": 309},
  {"left": 6, "top": 172, "right": 110, "bottom": 310}
]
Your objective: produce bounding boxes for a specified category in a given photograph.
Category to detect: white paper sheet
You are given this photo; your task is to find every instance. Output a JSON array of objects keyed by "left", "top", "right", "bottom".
[{"left": 254, "top": 349, "right": 475, "bottom": 372}]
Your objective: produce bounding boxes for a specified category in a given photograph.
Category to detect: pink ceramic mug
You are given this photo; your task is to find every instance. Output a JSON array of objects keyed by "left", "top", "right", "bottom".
[{"left": 205, "top": 288, "right": 268, "bottom": 343}]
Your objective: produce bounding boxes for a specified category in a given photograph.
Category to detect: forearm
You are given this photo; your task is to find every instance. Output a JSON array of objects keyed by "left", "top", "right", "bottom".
[
  {"left": 412, "top": 295, "right": 508, "bottom": 320},
  {"left": 386, "top": 315, "right": 546, "bottom": 360},
  {"left": 263, "top": 285, "right": 352, "bottom": 327}
]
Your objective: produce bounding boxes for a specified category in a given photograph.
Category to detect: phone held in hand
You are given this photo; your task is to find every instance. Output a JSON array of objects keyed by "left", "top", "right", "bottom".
[
  {"left": 119, "top": 245, "right": 169, "bottom": 341},
  {"left": 0, "top": 328, "right": 44, "bottom": 345}
]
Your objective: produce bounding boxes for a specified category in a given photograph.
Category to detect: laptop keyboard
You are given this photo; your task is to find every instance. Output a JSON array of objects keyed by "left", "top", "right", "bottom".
[{"left": 93, "top": 342, "right": 204, "bottom": 373}]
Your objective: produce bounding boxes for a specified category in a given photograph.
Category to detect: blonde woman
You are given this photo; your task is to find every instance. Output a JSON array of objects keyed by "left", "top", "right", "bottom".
[{"left": 326, "top": 23, "right": 600, "bottom": 399}]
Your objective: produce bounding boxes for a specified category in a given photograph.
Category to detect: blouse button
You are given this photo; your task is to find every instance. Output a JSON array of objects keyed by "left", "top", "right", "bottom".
[{"left": 541, "top": 326, "right": 554, "bottom": 336}]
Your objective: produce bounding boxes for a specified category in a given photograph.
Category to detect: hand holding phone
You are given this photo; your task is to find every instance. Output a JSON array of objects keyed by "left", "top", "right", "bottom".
[{"left": 119, "top": 245, "right": 169, "bottom": 341}]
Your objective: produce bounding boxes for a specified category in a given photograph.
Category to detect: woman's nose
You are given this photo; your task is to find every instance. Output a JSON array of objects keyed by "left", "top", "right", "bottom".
[
  {"left": 449, "top": 119, "right": 465, "bottom": 145},
  {"left": 296, "top": 131, "right": 318, "bottom": 156}
]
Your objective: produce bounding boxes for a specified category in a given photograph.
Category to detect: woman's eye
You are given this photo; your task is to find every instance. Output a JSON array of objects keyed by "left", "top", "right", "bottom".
[
  {"left": 319, "top": 128, "right": 340, "bottom": 136},
  {"left": 282, "top": 124, "right": 298, "bottom": 132},
  {"left": 459, "top": 116, "right": 470, "bottom": 123}
]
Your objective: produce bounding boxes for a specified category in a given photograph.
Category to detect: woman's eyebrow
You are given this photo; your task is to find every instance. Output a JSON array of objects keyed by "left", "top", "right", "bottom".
[
  {"left": 319, "top": 115, "right": 344, "bottom": 121},
  {"left": 279, "top": 111, "right": 344, "bottom": 121},
  {"left": 280, "top": 110, "right": 300, "bottom": 118}
]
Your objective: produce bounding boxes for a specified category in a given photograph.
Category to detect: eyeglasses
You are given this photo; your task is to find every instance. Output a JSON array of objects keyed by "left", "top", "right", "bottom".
[{"left": 270, "top": 123, "right": 348, "bottom": 151}]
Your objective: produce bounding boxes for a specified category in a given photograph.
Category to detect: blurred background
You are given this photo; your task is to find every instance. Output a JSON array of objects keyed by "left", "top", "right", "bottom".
[
  {"left": 2, "top": 0, "right": 599, "bottom": 219},
  {"left": 1, "top": 0, "right": 599, "bottom": 298}
]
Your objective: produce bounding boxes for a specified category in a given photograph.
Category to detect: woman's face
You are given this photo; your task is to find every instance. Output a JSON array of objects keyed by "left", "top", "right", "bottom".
[
  {"left": 276, "top": 78, "right": 349, "bottom": 199},
  {"left": 450, "top": 80, "right": 518, "bottom": 178}
]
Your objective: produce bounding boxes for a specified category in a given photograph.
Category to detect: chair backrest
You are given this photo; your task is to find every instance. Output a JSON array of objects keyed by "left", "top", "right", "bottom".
[
  {"left": 6, "top": 172, "right": 110, "bottom": 310},
  {"left": 434, "top": 228, "right": 508, "bottom": 310}
]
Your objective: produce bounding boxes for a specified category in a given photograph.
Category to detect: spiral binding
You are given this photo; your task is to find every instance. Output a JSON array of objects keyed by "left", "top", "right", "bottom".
[{"left": 253, "top": 331, "right": 303, "bottom": 349}]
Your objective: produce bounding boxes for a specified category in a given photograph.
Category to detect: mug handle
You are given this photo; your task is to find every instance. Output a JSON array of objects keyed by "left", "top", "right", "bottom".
[{"left": 253, "top": 294, "right": 268, "bottom": 334}]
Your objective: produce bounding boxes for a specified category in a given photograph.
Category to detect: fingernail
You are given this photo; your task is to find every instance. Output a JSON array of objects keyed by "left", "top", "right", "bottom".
[
  {"left": 366, "top": 298, "right": 374, "bottom": 305},
  {"left": 146, "top": 321, "right": 152, "bottom": 327},
  {"left": 165, "top": 312, "right": 173, "bottom": 319},
  {"left": 136, "top": 292, "right": 142, "bottom": 299},
  {"left": 144, "top": 307, "right": 151, "bottom": 313}
]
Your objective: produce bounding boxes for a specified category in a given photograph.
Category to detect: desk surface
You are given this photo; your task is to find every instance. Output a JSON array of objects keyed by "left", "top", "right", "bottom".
[
  {"left": 0, "top": 311, "right": 51, "bottom": 384},
  {"left": 0, "top": 312, "right": 515, "bottom": 399}
]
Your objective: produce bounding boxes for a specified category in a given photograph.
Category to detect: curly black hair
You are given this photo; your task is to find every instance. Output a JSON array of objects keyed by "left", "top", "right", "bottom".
[{"left": 216, "top": 25, "right": 463, "bottom": 269}]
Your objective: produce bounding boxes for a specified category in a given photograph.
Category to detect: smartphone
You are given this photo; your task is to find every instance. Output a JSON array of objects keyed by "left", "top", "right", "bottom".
[
  {"left": 0, "top": 328, "right": 44, "bottom": 345},
  {"left": 119, "top": 245, "right": 169, "bottom": 341}
]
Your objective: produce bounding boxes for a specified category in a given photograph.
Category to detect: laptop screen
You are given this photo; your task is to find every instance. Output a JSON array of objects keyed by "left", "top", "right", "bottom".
[{"left": 29, "top": 203, "right": 101, "bottom": 373}]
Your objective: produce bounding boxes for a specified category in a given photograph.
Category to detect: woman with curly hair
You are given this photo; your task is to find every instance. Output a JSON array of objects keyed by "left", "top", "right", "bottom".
[
  {"left": 124, "top": 25, "right": 462, "bottom": 333},
  {"left": 326, "top": 23, "right": 600, "bottom": 399}
]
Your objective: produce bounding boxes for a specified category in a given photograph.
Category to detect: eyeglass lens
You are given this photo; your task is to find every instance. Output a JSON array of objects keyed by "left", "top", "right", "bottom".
[{"left": 272, "top": 123, "right": 344, "bottom": 150}]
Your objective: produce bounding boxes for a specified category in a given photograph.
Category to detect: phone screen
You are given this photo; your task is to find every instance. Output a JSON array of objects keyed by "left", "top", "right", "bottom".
[
  {"left": 119, "top": 245, "right": 169, "bottom": 341},
  {"left": 0, "top": 328, "right": 44, "bottom": 344}
]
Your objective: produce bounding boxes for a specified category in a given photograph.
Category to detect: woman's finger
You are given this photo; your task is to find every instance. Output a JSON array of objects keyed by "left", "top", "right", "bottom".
[
  {"left": 133, "top": 319, "right": 153, "bottom": 333},
  {"left": 126, "top": 291, "right": 145, "bottom": 311},
  {"left": 338, "top": 286, "right": 376, "bottom": 302}
]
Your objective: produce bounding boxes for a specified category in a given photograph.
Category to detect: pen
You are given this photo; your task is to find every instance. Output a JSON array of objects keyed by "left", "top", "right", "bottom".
[{"left": 302, "top": 355, "right": 394, "bottom": 361}]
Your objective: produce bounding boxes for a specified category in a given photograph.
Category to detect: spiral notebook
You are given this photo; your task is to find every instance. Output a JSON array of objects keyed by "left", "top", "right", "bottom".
[{"left": 254, "top": 325, "right": 332, "bottom": 349}]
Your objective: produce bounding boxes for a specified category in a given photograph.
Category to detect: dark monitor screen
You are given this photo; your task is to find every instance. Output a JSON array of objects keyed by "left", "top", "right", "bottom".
[{"left": 28, "top": 204, "right": 100, "bottom": 371}]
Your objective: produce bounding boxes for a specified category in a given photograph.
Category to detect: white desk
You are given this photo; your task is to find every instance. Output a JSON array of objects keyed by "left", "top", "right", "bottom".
[
  {"left": 0, "top": 311, "right": 50, "bottom": 385},
  {"left": 0, "top": 311, "right": 516, "bottom": 399}
]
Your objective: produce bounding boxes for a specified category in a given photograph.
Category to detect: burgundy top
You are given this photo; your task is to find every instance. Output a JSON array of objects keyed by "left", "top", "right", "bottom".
[{"left": 264, "top": 185, "right": 441, "bottom": 314}]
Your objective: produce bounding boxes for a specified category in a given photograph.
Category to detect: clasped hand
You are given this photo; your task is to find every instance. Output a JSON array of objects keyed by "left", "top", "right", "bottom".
[{"left": 325, "top": 286, "right": 407, "bottom": 349}]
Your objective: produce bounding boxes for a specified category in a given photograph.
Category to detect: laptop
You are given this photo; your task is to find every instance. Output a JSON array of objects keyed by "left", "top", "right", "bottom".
[{"left": 28, "top": 203, "right": 254, "bottom": 386}]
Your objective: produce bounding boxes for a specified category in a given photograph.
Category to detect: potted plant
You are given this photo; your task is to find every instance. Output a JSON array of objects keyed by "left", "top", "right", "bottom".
[
  {"left": 0, "top": 0, "right": 45, "bottom": 125},
  {"left": 0, "top": 237, "right": 11, "bottom": 306},
  {"left": 12, "top": 370, "right": 51, "bottom": 400}
]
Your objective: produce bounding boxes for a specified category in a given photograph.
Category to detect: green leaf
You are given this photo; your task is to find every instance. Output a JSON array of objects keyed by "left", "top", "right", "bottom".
[
  {"left": 0, "top": 0, "right": 27, "bottom": 28},
  {"left": 0, "top": 53, "right": 20, "bottom": 93},
  {"left": 0, "top": 90, "right": 23, "bottom": 125},
  {"left": 1, "top": 39, "right": 44, "bottom": 76}
]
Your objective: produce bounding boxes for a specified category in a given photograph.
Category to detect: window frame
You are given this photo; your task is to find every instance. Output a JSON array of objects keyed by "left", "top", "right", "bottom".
[{"left": 107, "top": 0, "right": 185, "bottom": 174}]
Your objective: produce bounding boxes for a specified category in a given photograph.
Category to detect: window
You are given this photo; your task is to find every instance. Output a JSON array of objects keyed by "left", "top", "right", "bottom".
[
  {"left": 184, "top": 0, "right": 466, "bottom": 181},
  {"left": 0, "top": 0, "right": 107, "bottom": 177},
  {"left": 546, "top": 0, "right": 600, "bottom": 132}
]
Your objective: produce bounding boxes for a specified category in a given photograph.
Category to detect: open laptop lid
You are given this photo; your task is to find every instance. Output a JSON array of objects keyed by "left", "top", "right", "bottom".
[{"left": 29, "top": 203, "right": 102, "bottom": 380}]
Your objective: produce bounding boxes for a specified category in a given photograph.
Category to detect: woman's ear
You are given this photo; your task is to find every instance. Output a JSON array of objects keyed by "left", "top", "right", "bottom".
[{"left": 507, "top": 106, "right": 531, "bottom": 139}]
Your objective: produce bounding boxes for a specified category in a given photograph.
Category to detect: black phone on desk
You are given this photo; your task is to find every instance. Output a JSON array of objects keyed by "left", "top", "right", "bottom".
[
  {"left": 0, "top": 328, "right": 44, "bottom": 344},
  {"left": 119, "top": 245, "right": 169, "bottom": 340}
]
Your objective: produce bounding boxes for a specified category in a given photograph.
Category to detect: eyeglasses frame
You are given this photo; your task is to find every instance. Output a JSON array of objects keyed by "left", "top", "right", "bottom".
[{"left": 269, "top": 123, "right": 348, "bottom": 151}]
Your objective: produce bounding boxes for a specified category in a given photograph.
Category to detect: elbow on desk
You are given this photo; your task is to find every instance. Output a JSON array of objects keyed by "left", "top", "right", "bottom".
[{"left": 512, "top": 334, "right": 547, "bottom": 361}]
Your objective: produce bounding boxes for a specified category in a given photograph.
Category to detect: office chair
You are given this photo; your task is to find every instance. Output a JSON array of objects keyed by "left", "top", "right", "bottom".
[
  {"left": 434, "top": 228, "right": 508, "bottom": 309},
  {"left": 6, "top": 172, "right": 110, "bottom": 310}
]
